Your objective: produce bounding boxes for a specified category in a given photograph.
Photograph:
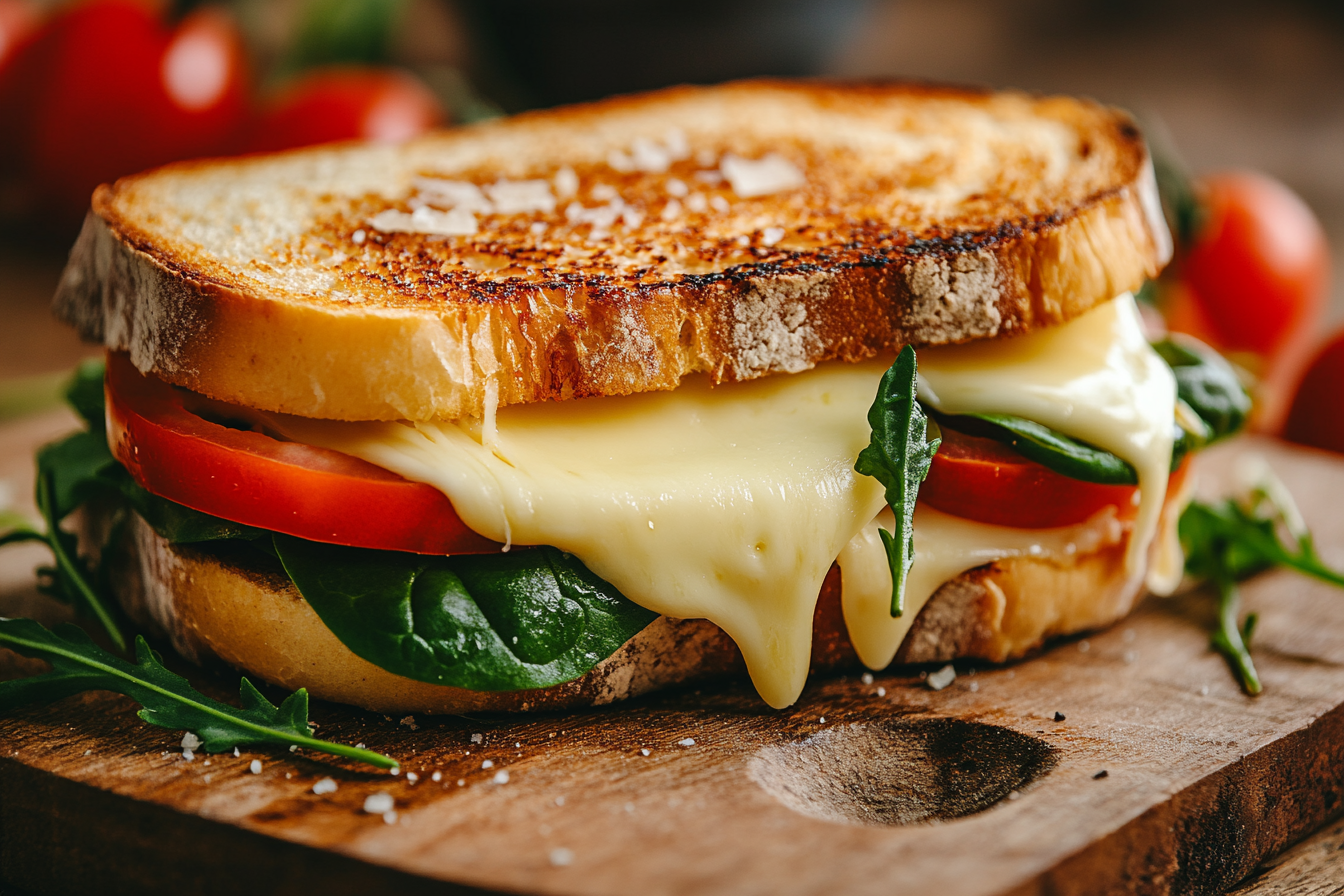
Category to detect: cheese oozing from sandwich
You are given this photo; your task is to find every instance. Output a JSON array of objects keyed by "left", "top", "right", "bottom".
[{"left": 264, "top": 294, "right": 1174, "bottom": 708}]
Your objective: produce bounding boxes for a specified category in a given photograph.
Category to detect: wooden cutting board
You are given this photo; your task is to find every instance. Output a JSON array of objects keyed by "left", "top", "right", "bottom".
[{"left": 3, "top": 414, "right": 1344, "bottom": 896}]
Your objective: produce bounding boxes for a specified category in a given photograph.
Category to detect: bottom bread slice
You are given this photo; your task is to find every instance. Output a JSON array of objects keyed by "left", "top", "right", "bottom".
[{"left": 86, "top": 503, "right": 1161, "bottom": 714}]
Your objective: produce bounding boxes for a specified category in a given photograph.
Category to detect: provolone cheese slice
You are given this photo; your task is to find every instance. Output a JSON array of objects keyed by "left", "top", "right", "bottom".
[{"left": 261, "top": 294, "right": 1175, "bottom": 707}]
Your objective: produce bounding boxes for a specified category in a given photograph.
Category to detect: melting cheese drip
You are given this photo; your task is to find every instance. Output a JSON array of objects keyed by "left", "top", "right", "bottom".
[{"left": 263, "top": 294, "right": 1174, "bottom": 708}]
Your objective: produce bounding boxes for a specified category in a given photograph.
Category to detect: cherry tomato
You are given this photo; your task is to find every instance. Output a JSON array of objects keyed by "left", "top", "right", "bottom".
[
  {"left": 105, "top": 352, "right": 498, "bottom": 555},
  {"left": 1181, "top": 171, "right": 1329, "bottom": 358},
  {"left": 919, "top": 425, "right": 1142, "bottom": 529},
  {"left": 13, "top": 0, "right": 250, "bottom": 222},
  {"left": 248, "top": 66, "right": 443, "bottom": 153},
  {"left": 1283, "top": 330, "right": 1344, "bottom": 455}
]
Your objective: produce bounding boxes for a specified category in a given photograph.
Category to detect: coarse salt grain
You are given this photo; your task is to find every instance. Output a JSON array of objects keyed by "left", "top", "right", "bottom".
[
  {"left": 876, "top": 687, "right": 886, "bottom": 697},
  {"left": 493, "top": 770, "right": 510, "bottom": 784},
  {"left": 709, "top": 195, "right": 730, "bottom": 214},
  {"left": 553, "top": 166, "right": 579, "bottom": 199},
  {"left": 969, "top": 681, "right": 980, "bottom": 692},
  {"left": 482, "top": 759, "right": 495, "bottom": 769},
  {"left": 678, "top": 738, "right": 696, "bottom": 747},
  {"left": 457, "top": 779, "right": 466, "bottom": 787},
  {"left": 720, "top": 153, "right": 805, "bottom": 198},
  {"left": 406, "top": 772, "right": 419, "bottom": 783},
  {"left": 313, "top": 777, "right": 338, "bottom": 795},
  {"left": 232, "top": 747, "right": 240, "bottom": 757},
  {"left": 364, "top": 792, "right": 394, "bottom": 814},
  {"left": 927, "top": 664, "right": 957, "bottom": 691},
  {"left": 351, "top": 229, "right": 366, "bottom": 244},
  {"left": 182, "top": 750, "right": 195, "bottom": 761},
  {"left": 181, "top": 732, "right": 202, "bottom": 751},
  {"left": 640, "top": 749, "right": 650, "bottom": 756},
  {"left": 383, "top": 810, "right": 398, "bottom": 824},
  {"left": 470, "top": 733, "right": 483, "bottom": 744},
  {"left": 431, "top": 771, "right": 442, "bottom": 782},
  {"left": 549, "top": 847, "right": 574, "bottom": 867},
  {"left": 861, "top": 673, "right": 874, "bottom": 685},
  {"left": 761, "top": 226, "right": 785, "bottom": 246},
  {"left": 356, "top": 743, "right": 366, "bottom": 749},
  {"left": 249, "top": 759, "right": 262, "bottom": 775},
  {"left": 289, "top": 744, "right": 298, "bottom": 752},
  {"left": 555, "top": 796, "right": 566, "bottom": 806}
]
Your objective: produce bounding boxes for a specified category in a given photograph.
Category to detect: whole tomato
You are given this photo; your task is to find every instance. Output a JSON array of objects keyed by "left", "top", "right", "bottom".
[
  {"left": 6, "top": 0, "right": 250, "bottom": 224},
  {"left": 1168, "top": 171, "right": 1331, "bottom": 433},
  {"left": 248, "top": 67, "right": 443, "bottom": 153},
  {"left": 1284, "top": 330, "right": 1344, "bottom": 455}
]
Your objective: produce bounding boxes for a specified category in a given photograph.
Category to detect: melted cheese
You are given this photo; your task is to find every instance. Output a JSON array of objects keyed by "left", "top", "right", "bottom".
[
  {"left": 917, "top": 293, "right": 1175, "bottom": 585},
  {"left": 838, "top": 506, "right": 1126, "bottom": 670},
  {"left": 260, "top": 294, "right": 1175, "bottom": 708}
]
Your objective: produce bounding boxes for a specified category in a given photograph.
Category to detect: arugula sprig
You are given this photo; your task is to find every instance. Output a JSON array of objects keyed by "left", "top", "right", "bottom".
[
  {"left": 1180, "top": 463, "right": 1344, "bottom": 694},
  {"left": 0, "top": 361, "right": 128, "bottom": 649},
  {"left": 0, "top": 361, "right": 398, "bottom": 770},
  {"left": 855, "top": 346, "right": 941, "bottom": 616},
  {"left": 0, "top": 618, "right": 397, "bottom": 768}
]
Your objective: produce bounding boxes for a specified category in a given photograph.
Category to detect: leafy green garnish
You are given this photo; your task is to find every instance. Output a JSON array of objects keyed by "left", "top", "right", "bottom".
[
  {"left": 854, "top": 346, "right": 941, "bottom": 616},
  {"left": 1180, "top": 466, "right": 1344, "bottom": 695},
  {"left": 274, "top": 536, "right": 657, "bottom": 691},
  {"left": 939, "top": 412, "right": 1139, "bottom": 485},
  {"left": 0, "top": 618, "right": 396, "bottom": 769},
  {"left": 1, "top": 361, "right": 396, "bottom": 770},
  {"left": 1153, "top": 335, "right": 1252, "bottom": 466}
]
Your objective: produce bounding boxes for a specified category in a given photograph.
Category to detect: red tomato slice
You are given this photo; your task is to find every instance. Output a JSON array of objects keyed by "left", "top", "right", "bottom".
[
  {"left": 919, "top": 425, "right": 1142, "bottom": 529},
  {"left": 105, "top": 352, "right": 499, "bottom": 555}
]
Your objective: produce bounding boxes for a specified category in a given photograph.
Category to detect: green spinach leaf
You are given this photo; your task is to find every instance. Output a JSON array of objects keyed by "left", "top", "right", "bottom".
[
  {"left": 1152, "top": 336, "right": 1251, "bottom": 444},
  {"left": 854, "top": 346, "right": 940, "bottom": 616},
  {"left": 273, "top": 536, "right": 657, "bottom": 691},
  {"left": 0, "top": 618, "right": 396, "bottom": 768},
  {"left": 937, "top": 412, "right": 1139, "bottom": 485}
]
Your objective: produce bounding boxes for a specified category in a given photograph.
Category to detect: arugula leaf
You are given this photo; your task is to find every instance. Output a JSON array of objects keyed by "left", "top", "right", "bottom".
[
  {"left": 273, "top": 536, "right": 658, "bottom": 691},
  {"left": 0, "top": 618, "right": 396, "bottom": 768},
  {"left": 854, "top": 346, "right": 940, "bottom": 616},
  {"left": 1180, "top": 467, "right": 1344, "bottom": 695},
  {"left": 938, "top": 412, "right": 1139, "bottom": 485}
]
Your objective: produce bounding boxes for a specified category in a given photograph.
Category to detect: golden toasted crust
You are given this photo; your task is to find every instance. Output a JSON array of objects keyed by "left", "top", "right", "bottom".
[
  {"left": 55, "top": 80, "right": 1169, "bottom": 422},
  {"left": 92, "top": 508, "right": 1149, "bottom": 714}
]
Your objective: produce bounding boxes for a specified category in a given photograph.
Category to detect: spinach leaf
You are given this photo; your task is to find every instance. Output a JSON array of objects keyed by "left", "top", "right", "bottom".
[
  {"left": 937, "top": 412, "right": 1139, "bottom": 485},
  {"left": 0, "top": 618, "right": 396, "bottom": 769},
  {"left": 117, "top": 471, "right": 267, "bottom": 545},
  {"left": 854, "top": 346, "right": 940, "bottom": 616},
  {"left": 273, "top": 536, "right": 657, "bottom": 691},
  {"left": 1152, "top": 336, "right": 1251, "bottom": 444}
]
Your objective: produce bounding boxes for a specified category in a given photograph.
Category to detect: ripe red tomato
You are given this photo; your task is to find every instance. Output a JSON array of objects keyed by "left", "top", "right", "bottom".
[
  {"left": 1166, "top": 171, "right": 1331, "bottom": 434},
  {"left": 919, "top": 425, "right": 1141, "bottom": 529},
  {"left": 248, "top": 67, "right": 443, "bottom": 153},
  {"left": 1283, "top": 330, "right": 1344, "bottom": 455},
  {"left": 1182, "top": 171, "right": 1329, "bottom": 358},
  {"left": 10, "top": 0, "right": 250, "bottom": 222},
  {"left": 105, "top": 352, "right": 498, "bottom": 555}
]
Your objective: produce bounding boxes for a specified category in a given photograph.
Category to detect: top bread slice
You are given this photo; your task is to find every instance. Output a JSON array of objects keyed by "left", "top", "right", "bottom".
[{"left": 54, "top": 79, "right": 1170, "bottom": 422}]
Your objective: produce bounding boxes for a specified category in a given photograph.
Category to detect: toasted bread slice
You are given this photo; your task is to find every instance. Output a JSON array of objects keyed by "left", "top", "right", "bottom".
[{"left": 55, "top": 80, "right": 1169, "bottom": 422}]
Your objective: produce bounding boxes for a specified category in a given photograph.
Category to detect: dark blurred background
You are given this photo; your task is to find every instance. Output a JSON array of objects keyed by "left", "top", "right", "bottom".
[{"left": 1, "top": 0, "right": 1341, "bottom": 396}]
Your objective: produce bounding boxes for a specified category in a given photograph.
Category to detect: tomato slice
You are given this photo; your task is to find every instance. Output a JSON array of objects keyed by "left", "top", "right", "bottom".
[
  {"left": 105, "top": 352, "right": 499, "bottom": 555},
  {"left": 920, "top": 425, "right": 1142, "bottom": 529}
]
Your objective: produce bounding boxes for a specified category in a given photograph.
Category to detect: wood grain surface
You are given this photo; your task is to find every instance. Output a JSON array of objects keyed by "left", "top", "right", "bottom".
[{"left": 3, "top": 417, "right": 1344, "bottom": 896}]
